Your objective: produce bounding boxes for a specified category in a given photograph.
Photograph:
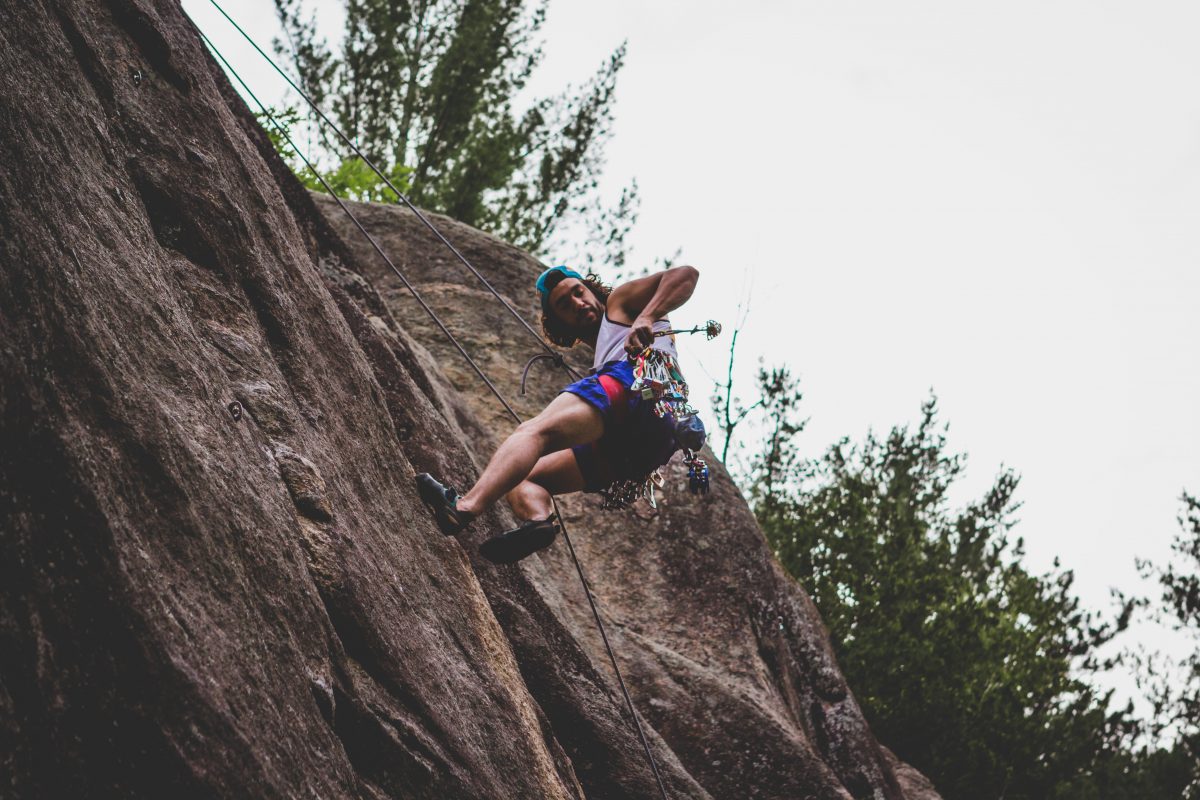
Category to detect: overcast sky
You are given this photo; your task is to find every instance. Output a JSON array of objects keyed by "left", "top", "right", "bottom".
[{"left": 184, "top": 0, "right": 1199, "bottom": 707}]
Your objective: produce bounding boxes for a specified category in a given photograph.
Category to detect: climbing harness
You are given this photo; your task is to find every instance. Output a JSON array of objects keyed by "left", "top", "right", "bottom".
[
  {"left": 197, "top": 8, "right": 671, "bottom": 796},
  {"left": 598, "top": 347, "right": 711, "bottom": 509},
  {"left": 597, "top": 320, "right": 722, "bottom": 508}
]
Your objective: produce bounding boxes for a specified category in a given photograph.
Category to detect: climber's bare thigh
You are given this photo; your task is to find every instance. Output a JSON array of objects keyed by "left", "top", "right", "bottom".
[{"left": 524, "top": 390, "right": 605, "bottom": 453}]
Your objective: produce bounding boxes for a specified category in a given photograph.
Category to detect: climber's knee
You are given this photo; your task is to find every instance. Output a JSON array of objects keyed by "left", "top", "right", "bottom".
[
  {"left": 507, "top": 450, "right": 584, "bottom": 519},
  {"left": 513, "top": 417, "right": 554, "bottom": 451},
  {"left": 507, "top": 479, "right": 550, "bottom": 520}
]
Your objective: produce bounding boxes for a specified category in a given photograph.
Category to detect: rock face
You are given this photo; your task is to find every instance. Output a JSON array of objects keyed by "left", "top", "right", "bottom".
[{"left": 0, "top": 2, "right": 940, "bottom": 799}]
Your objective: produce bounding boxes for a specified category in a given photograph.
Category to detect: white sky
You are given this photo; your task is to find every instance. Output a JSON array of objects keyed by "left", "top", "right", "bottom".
[{"left": 184, "top": 0, "right": 1199, "bottom": 711}]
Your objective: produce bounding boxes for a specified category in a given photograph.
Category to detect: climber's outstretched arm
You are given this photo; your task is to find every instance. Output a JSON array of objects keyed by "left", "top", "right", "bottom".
[{"left": 607, "top": 265, "right": 700, "bottom": 355}]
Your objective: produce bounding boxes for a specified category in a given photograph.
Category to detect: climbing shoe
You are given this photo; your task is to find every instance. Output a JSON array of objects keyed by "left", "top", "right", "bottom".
[
  {"left": 415, "top": 473, "right": 472, "bottom": 536},
  {"left": 479, "top": 518, "right": 560, "bottom": 564}
]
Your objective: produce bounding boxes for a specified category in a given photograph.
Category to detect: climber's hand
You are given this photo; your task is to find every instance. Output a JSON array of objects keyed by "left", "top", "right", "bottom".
[{"left": 624, "top": 316, "right": 656, "bottom": 356}]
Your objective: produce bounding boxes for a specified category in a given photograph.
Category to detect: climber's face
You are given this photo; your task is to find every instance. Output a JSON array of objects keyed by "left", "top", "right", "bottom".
[{"left": 547, "top": 278, "right": 603, "bottom": 333}]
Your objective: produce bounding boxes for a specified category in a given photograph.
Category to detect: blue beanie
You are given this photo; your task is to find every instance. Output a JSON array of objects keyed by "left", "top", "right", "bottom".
[{"left": 535, "top": 265, "right": 584, "bottom": 316}]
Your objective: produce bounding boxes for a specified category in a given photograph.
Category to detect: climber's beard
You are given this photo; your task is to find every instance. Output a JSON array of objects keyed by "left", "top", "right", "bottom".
[
  {"left": 562, "top": 319, "right": 600, "bottom": 351},
  {"left": 556, "top": 306, "right": 600, "bottom": 339}
]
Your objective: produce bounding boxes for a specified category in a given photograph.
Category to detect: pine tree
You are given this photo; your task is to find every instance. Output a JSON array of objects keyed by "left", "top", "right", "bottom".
[
  {"left": 747, "top": 389, "right": 1152, "bottom": 799},
  {"left": 1138, "top": 492, "right": 1200, "bottom": 798},
  {"left": 271, "top": 0, "right": 634, "bottom": 255}
]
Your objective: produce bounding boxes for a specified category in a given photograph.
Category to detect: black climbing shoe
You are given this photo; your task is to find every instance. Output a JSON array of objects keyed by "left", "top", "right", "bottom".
[
  {"left": 415, "top": 473, "right": 472, "bottom": 535},
  {"left": 479, "top": 518, "right": 560, "bottom": 564}
]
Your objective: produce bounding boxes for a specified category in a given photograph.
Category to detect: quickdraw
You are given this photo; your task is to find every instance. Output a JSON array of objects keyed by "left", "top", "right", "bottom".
[
  {"left": 599, "top": 344, "right": 714, "bottom": 509},
  {"left": 630, "top": 347, "right": 690, "bottom": 417}
]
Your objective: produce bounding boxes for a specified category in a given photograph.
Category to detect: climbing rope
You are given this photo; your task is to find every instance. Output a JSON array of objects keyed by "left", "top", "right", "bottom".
[
  {"left": 196, "top": 19, "right": 668, "bottom": 800},
  {"left": 198, "top": 32, "right": 521, "bottom": 426},
  {"left": 204, "top": 0, "right": 583, "bottom": 385}
]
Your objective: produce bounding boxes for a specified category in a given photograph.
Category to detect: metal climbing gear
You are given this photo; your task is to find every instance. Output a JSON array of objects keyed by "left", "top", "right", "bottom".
[
  {"left": 595, "top": 347, "right": 711, "bottom": 509},
  {"left": 688, "top": 459, "right": 710, "bottom": 495},
  {"left": 655, "top": 319, "right": 723, "bottom": 341}
]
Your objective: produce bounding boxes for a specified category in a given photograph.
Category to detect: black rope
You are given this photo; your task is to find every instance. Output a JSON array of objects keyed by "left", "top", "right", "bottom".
[
  {"left": 197, "top": 22, "right": 668, "bottom": 800},
  {"left": 198, "top": 31, "right": 522, "bottom": 426},
  {"left": 552, "top": 495, "right": 669, "bottom": 797},
  {"left": 204, "top": 0, "right": 583, "bottom": 384},
  {"left": 520, "top": 352, "right": 566, "bottom": 396}
]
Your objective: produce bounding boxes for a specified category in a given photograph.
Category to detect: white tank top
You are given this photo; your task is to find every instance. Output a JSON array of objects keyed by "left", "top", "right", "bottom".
[{"left": 592, "top": 314, "right": 678, "bottom": 370}]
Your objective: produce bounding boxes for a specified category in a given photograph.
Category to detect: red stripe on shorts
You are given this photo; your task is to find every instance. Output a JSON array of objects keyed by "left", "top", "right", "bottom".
[{"left": 597, "top": 374, "right": 629, "bottom": 424}]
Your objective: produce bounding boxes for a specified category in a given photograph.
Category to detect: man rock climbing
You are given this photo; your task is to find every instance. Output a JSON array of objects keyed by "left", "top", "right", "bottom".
[{"left": 417, "top": 264, "right": 703, "bottom": 564}]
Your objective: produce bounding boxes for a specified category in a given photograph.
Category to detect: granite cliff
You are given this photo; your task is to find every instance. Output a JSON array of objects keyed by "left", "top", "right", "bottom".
[{"left": 0, "top": 1, "right": 940, "bottom": 797}]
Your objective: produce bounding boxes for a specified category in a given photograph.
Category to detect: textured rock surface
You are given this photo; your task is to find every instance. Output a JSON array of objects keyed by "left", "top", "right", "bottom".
[
  {"left": 0, "top": 1, "right": 940, "bottom": 798},
  {"left": 314, "top": 198, "right": 937, "bottom": 800}
]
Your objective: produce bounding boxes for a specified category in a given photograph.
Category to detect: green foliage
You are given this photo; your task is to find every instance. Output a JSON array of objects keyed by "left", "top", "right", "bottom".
[
  {"left": 1137, "top": 492, "right": 1200, "bottom": 797},
  {"left": 1054, "top": 742, "right": 1195, "bottom": 800},
  {"left": 572, "top": 179, "right": 640, "bottom": 278},
  {"left": 258, "top": 105, "right": 304, "bottom": 162},
  {"left": 746, "top": 364, "right": 804, "bottom": 511},
  {"left": 256, "top": 107, "right": 413, "bottom": 202},
  {"left": 269, "top": 0, "right": 630, "bottom": 256},
  {"left": 746, "top": 384, "right": 1161, "bottom": 799},
  {"left": 301, "top": 155, "right": 414, "bottom": 203}
]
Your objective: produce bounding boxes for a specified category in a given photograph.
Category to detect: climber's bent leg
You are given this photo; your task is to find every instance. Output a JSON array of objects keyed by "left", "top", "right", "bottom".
[
  {"left": 456, "top": 392, "right": 603, "bottom": 518},
  {"left": 474, "top": 452, "right": 585, "bottom": 564},
  {"left": 506, "top": 449, "right": 586, "bottom": 522}
]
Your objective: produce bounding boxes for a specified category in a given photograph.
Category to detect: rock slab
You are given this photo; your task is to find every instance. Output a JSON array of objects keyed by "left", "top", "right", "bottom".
[{"left": 0, "top": 1, "right": 940, "bottom": 798}]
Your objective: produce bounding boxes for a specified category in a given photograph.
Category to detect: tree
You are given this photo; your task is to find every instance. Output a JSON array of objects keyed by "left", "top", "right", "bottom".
[
  {"left": 270, "top": 0, "right": 631, "bottom": 255},
  {"left": 1137, "top": 492, "right": 1200, "bottom": 798},
  {"left": 749, "top": 391, "right": 1148, "bottom": 799},
  {"left": 256, "top": 106, "right": 416, "bottom": 202},
  {"left": 570, "top": 179, "right": 640, "bottom": 278},
  {"left": 707, "top": 292, "right": 766, "bottom": 469},
  {"left": 745, "top": 364, "right": 804, "bottom": 511}
]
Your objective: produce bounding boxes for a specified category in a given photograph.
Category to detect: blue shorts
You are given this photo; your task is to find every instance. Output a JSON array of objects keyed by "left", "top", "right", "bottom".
[{"left": 562, "top": 359, "right": 681, "bottom": 492}]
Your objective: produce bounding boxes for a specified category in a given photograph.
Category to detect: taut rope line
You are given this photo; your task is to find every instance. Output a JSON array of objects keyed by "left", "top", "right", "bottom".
[
  {"left": 196, "top": 22, "right": 669, "bottom": 800},
  {"left": 197, "top": 31, "right": 521, "bottom": 425},
  {"left": 204, "top": 0, "right": 583, "bottom": 384}
]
